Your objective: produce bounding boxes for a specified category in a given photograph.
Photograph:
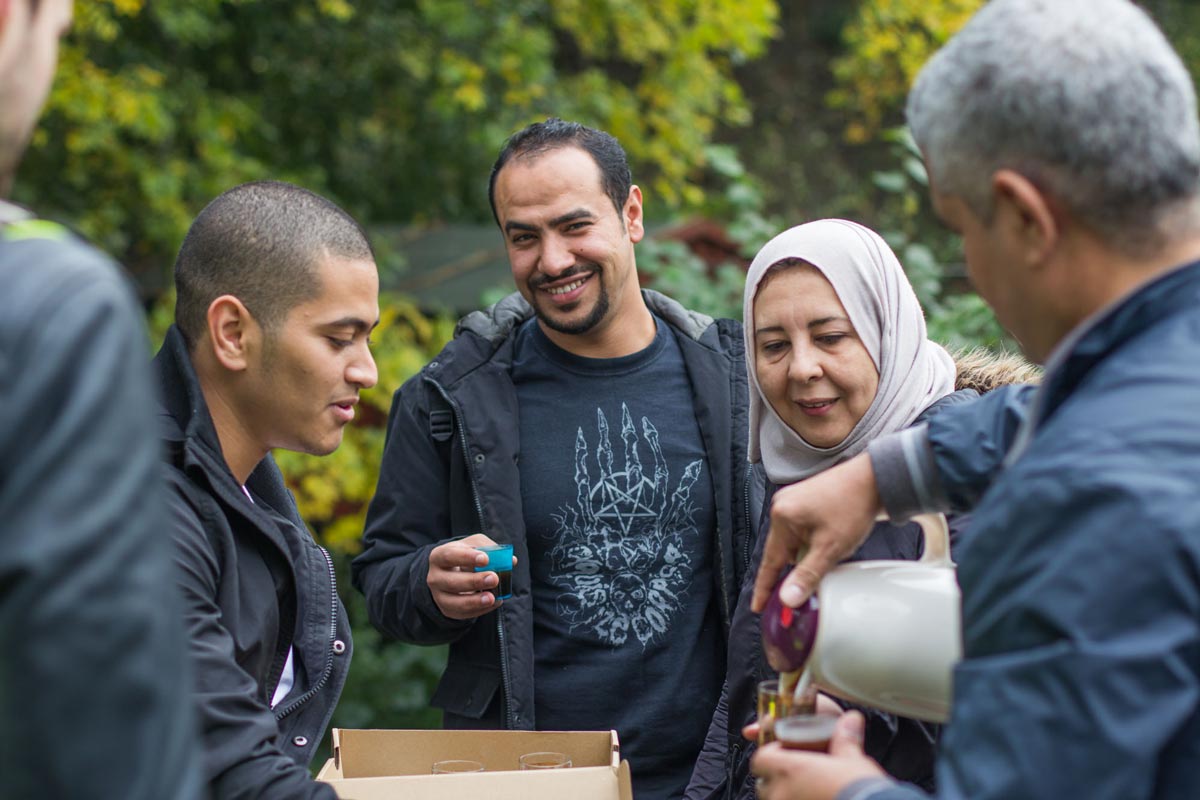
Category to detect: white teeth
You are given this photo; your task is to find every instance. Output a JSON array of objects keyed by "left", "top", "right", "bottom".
[{"left": 548, "top": 279, "right": 585, "bottom": 296}]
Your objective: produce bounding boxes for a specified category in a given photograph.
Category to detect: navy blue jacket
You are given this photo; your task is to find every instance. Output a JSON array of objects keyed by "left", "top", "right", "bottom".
[
  {"left": 861, "top": 260, "right": 1200, "bottom": 799},
  {"left": 353, "top": 290, "right": 761, "bottom": 733},
  {"left": 686, "top": 391, "right": 977, "bottom": 800}
]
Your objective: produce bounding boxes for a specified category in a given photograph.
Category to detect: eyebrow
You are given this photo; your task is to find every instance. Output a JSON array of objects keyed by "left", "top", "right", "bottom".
[
  {"left": 754, "top": 316, "right": 851, "bottom": 336},
  {"left": 322, "top": 317, "right": 380, "bottom": 334},
  {"left": 503, "top": 207, "right": 595, "bottom": 234}
]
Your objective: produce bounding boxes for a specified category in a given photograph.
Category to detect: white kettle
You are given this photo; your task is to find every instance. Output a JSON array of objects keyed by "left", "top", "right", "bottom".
[{"left": 761, "top": 513, "right": 961, "bottom": 723}]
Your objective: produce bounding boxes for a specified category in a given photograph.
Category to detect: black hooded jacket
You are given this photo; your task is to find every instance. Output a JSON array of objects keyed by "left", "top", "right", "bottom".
[
  {"left": 353, "top": 290, "right": 763, "bottom": 732},
  {"left": 154, "top": 325, "right": 351, "bottom": 799}
]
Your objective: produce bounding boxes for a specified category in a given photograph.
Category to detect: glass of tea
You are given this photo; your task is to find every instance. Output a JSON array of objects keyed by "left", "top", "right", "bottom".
[
  {"left": 474, "top": 543, "right": 514, "bottom": 600},
  {"left": 519, "top": 751, "right": 572, "bottom": 769},
  {"left": 756, "top": 678, "right": 816, "bottom": 746},
  {"left": 774, "top": 714, "right": 838, "bottom": 753}
]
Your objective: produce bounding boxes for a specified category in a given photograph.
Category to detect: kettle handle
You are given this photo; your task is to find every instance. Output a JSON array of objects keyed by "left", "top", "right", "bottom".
[
  {"left": 877, "top": 511, "right": 954, "bottom": 567},
  {"left": 913, "top": 512, "right": 954, "bottom": 567}
]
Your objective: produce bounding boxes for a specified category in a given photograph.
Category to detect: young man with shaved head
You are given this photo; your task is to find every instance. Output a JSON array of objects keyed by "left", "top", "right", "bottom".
[{"left": 157, "top": 180, "right": 379, "bottom": 798}]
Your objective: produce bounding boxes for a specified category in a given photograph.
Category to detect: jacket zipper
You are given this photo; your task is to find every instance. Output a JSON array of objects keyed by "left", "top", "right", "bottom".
[
  {"left": 275, "top": 545, "right": 339, "bottom": 721},
  {"left": 742, "top": 462, "right": 755, "bottom": 571},
  {"left": 715, "top": 493, "right": 732, "bottom": 630},
  {"left": 430, "top": 378, "right": 518, "bottom": 731}
]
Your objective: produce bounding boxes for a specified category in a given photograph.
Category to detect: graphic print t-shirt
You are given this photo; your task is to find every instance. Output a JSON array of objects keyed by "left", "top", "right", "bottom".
[{"left": 512, "top": 315, "right": 724, "bottom": 800}]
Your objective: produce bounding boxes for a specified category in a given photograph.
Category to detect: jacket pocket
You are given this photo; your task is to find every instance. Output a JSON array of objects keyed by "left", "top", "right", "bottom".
[{"left": 430, "top": 659, "right": 502, "bottom": 720}]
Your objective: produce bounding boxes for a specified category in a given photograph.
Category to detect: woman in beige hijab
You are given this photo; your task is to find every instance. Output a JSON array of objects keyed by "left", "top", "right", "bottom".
[{"left": 685, "top": 219, "right": 1034, "bottom": 800}]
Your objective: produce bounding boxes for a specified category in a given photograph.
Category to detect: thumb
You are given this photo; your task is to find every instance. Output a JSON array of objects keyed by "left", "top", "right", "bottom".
[
  {"left": 829, "top": 711, "right": 866, "bottom": 757},
  {"left": 778, "top": 550, "right": 836, "bottom": 608}
]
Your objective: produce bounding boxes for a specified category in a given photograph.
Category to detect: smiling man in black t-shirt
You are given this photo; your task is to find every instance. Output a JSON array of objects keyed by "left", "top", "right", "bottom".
[{"left": 355, "top": 118, "right": 761, "bottom": 799}]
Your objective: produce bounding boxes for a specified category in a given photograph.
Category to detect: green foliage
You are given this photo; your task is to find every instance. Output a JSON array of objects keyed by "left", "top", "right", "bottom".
[
  {"left": 870, "top": 127, "right": 1008, "bottom": 352},
  {"left": 827, "top": 0, "right": 982, "bottom": 143},
  {"left": 638, "top": 145, "right": 780, "bottom": 320},
  {"left": 18, "top": 0, "right": 779, "bottom": 291}
]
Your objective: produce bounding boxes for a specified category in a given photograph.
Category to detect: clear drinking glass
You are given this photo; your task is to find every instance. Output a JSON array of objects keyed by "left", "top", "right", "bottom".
[
  {"left": 518, "top": 751, "right": 572, "bottom": 769},
  {"left": 756, "top": 678, "right": 817, "bottom": 746},
  {"left": 775, "top": 714, "right": 838, "bottom": 753}
]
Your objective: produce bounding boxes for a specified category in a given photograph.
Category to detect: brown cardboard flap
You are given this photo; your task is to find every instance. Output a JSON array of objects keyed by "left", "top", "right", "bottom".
[
  {"left": 323, "top": 765, "right": 627, "bottom": 800},
  {"left": 331, "top": 728, "right": 343, "bottom": 772},
  {"left": 336, "top": 729, "right": 619, "bottom": 778},
  {"left": 319, "top": 729, "right": 631, "bottom": 800}
]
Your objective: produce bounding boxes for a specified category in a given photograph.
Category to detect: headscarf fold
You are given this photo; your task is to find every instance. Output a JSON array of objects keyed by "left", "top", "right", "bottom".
[{"left": 743, "top": 219, "right": 957, "bottom": 484}]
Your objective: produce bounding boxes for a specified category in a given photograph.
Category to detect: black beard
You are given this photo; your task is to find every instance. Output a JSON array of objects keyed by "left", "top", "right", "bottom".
[{"left": 529, "top": 266, "right": 609, "bottom": 335}]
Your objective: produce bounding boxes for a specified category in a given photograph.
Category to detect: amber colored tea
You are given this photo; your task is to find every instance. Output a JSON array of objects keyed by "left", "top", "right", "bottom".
[{"left": 775, "top": 715, "right": 837, "bottom": 753}]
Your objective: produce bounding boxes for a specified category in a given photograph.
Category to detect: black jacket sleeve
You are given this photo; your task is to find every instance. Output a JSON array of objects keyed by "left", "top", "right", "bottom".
[
  {"left": 0, "top": 238, "right": 204, "bottom": 799},
  {"left": 352, "top": 377, "right": 475, "bottom": 644},
  {"left": 167, "top": 490, "right": 336, "bottom": 799}
]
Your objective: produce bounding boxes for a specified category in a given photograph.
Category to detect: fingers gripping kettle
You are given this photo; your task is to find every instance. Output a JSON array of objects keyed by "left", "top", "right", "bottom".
[{"left": 760, "top": 513, "right": 961, "bottom": 723}]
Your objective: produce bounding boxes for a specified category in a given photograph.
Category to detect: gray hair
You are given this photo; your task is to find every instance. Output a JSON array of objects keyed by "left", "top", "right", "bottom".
[
  {"left": 174, "top": 180, "right": 373, "bottom": 347},
  {"left": 907, "top": 0, "right": 1200, "bottom": 255}
]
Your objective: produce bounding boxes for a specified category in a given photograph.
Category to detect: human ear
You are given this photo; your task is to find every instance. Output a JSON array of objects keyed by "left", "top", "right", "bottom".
[
  {"left": 624, "top": 185, "right": 645, "bottom": 244},
  {"left": 205, "top": 295, "right": 258, "bottom": 372},
  {"left": 992, "top": 170, "right": 1059, "bottom": 268}
]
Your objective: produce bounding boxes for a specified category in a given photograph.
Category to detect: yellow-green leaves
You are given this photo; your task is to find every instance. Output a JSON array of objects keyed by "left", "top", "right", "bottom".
[{"left": 828, "top": 0, "right": 981, "bottom": 143}]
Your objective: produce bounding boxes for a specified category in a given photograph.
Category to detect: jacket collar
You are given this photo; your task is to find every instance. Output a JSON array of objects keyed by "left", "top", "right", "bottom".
[
  {"left": 455, "top": 288, "right": 715, "bottom": 344},
  {"left": 1041, "top": 259, "right": 1200, "bottom": 420},
  {"left": 434, "top": 289, "right": 719, "bottom": 388},
  {"left": 153, "top": 325, "right": 297, "bottom": 514},
  {"left": 1004, "top": 259, "right": 1200, "bottom": 466},
  {"left": 154, "top": 325, "right": 226, "bottom": 460},
  {"left": 0, "top": 199, "right": 32, "bottom": 224}
]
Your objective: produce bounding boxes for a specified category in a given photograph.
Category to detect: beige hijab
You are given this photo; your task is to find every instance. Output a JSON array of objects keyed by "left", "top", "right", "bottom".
[{"left": 744, "top": 219, "right": 956, "bottom": 484}]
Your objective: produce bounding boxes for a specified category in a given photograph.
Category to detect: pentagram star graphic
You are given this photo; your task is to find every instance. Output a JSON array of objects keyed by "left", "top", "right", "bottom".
[{"left": 545, "top": 402, "right": 704, "bottom": 647}]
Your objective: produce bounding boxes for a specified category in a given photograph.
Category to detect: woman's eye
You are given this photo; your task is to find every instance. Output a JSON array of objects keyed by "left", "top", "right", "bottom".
[{"left": 816, "top": 334, "right": 847, "bottom": 346}]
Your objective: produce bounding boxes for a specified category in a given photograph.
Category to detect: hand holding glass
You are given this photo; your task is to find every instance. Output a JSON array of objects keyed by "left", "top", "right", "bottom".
[
  {"left": 475, "top": 544, "right": 513, "bottom": 599},
  {"left": 474, "top": 543, "right": 513, "bottom": 600}
]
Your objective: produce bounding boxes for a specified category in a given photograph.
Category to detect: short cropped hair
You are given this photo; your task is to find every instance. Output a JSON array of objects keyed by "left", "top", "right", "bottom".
[
  {"left": 487, "top": 118, "right": 632, "bottom": 226},
  {"left": 173, "top": 181, "right": 373, "bottom": 346},
  {"left": 907, "top": 0, "right": 1200, "bottom": 255}
]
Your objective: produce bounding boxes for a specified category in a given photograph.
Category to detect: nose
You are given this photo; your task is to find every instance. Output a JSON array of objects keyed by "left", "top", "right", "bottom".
[
  {"left": 347, "top": 344, "right": 378, "bottom": 390},
  {"left": 538, "top": 234, "right": 575, "bottom": 277},
  {"left": 787, "top": 342, "right": 823, "bottom": 384}
]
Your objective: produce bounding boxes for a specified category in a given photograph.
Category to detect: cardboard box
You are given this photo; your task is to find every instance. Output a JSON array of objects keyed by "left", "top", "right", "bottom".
[{"left": 316, "top": 728, "right": 633, "bottom": 800}]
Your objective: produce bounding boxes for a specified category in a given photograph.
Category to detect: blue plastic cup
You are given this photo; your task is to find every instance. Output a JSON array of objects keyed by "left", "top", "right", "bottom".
[{"left": 474, "top": 543, "right": 513, "bottom": 600}]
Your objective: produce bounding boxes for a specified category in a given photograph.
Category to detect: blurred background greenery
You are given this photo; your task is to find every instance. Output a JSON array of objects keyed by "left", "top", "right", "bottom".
[{"left": 24, "top": 0, "right": 1200, "bottom": 770}]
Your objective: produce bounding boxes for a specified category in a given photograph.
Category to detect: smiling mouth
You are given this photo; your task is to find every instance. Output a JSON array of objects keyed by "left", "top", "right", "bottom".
[
  {"left": 547, "top": 278, "right": 587, "bottom": 295},
  {"left": 796, "top": 398, "right": 837, "bottom": 414}
]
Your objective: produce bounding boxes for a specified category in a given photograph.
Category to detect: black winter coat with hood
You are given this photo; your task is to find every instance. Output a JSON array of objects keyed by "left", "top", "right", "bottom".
[
  {"left": 155, "top": 326, "right": 351, "bottom": 800},
  {"left": 353, "top": 290, "right": 764, "bottom": 731}
]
